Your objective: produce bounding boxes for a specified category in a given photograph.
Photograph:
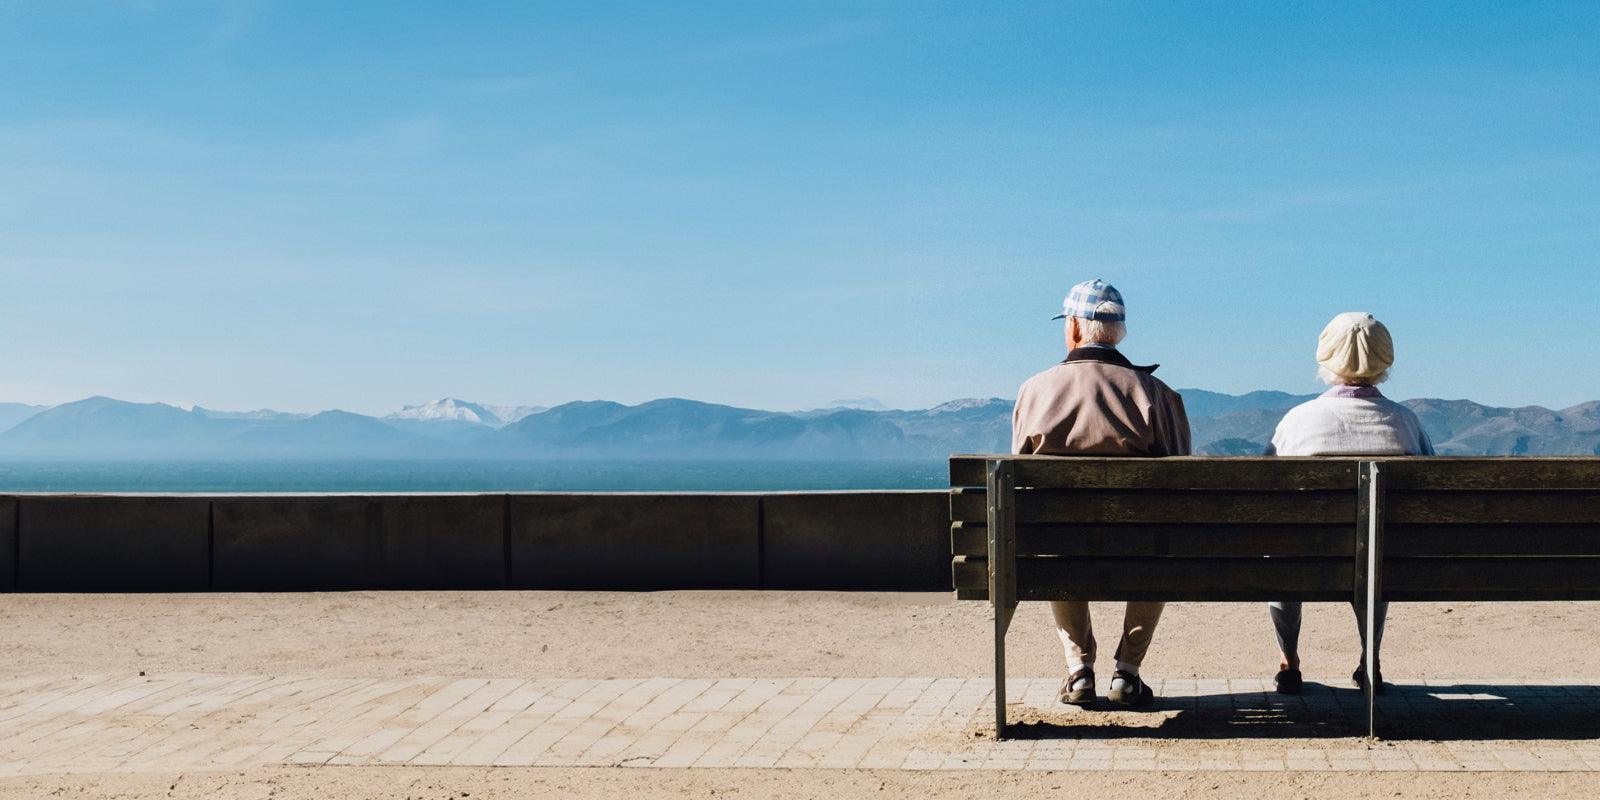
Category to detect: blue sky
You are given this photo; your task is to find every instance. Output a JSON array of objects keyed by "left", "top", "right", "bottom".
[{"left": 2, "top": 1, "right": 1598, "bottom": 414}]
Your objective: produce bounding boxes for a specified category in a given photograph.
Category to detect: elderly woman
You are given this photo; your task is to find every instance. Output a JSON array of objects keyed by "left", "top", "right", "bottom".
[{"left": 1266, "top": 312, "right": 1432, "bottom": 695}]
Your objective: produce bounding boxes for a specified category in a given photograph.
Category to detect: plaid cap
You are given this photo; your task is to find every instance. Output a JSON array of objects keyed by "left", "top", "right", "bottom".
[{"left": 1051, "top": 279, "right": 1126, "bottom": 322}]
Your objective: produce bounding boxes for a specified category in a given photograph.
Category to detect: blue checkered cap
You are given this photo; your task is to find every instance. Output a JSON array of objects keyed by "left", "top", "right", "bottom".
[{"left": 1052, "top": 279, "right": 1126, "bottom": 322}]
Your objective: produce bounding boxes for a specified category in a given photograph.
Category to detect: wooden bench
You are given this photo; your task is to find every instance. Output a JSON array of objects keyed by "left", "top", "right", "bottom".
[{"left": 949, "top": 455, "right": 1600, "bottom": 739}]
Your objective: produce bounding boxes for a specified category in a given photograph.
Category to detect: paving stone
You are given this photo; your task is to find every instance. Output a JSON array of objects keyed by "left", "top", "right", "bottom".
[{"left": 5, "top": 674, "right": 1600, "bottom": 773}]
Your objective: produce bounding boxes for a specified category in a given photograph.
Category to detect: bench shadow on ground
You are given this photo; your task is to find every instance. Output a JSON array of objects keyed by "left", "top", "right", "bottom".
[{"left": 999, "top": 682, "right": 1600, "bottom": 741}]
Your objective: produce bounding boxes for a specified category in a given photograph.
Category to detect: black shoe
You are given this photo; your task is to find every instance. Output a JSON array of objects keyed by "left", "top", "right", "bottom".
[
  {"left": 1059, "top": 668, "right": 1095, "bottom": 706},
  {"left": 1106, "top": 670, "right": 1154, "bottom": 707},
  {"left": 1352, "top": 666, "right": 1386, "bottom": 695},
  {"left": 1274, "top": 668, "right": 1303, "bottom": 695}
]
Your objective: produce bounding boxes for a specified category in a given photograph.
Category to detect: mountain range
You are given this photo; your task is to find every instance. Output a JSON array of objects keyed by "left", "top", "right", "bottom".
[{"left": 0, "top": 391, "right": 1597, "bottom": 460}]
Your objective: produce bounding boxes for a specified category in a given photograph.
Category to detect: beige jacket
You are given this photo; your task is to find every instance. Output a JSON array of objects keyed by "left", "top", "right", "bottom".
[{"left": 1011, "top": 347, "right": 1192, "bottom": 456}]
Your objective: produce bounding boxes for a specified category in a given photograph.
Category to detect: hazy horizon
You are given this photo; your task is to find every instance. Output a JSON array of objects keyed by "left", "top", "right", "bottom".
[{"left": 7, "top": 384, "right": 1600, "bottom": 420}]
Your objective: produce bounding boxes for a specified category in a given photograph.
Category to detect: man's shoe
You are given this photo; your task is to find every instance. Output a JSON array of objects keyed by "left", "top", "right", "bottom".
[
  {"left": 1274, "top": 668, "right": 1303, "bottom": 695},
  {"left": 1059, "top": 668, "right": 1095, "bottom": 706},
  {"left": 1106, "top": 670, "right": 1154, "bottom": 707},
  {"left": 1352, "top": 666, "right": 1386, "bottom": 695}
]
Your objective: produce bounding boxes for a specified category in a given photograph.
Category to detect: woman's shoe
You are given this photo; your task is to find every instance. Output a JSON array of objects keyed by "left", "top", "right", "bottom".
[
  {"left": 1274, "top": 668, "right": 1303, "bottom": 695},
  {"left": 1352, "top": 666, "right": 1386, "bottom": 695}
]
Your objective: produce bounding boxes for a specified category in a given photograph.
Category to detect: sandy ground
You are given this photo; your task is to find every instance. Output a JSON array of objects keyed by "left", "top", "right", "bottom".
[
  {"left": 3, "top": 768, "right": 1600, "bottom": 800},
  {"left": 1, "top": 591, "right": 1594, "bottom": 681},
  {"left": 4, "top": 591, "right": 1600, "bottom": 799}
]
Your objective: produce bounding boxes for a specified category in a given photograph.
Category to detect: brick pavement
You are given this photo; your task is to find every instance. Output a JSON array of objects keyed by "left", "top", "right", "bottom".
[{"left": 4, "top": 673, "right": 1600, "bottom": 775}]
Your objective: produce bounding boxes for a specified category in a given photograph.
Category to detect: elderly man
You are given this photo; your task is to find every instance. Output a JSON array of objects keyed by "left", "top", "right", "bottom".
[{"left": 1012, "top": 279, "right": 1191, "bottom": 707}]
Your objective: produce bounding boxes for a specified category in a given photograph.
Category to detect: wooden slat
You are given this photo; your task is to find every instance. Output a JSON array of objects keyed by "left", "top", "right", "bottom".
[
  {"left": 1380, "top": 458, "right": 1600, "bottom": 490},
  {"left": 952, "top": 555, "right": 985, "bottom": 598},
  {"left": 1385, "top": 556, "right": 1600, "bottom": 601},
  {"left": 1387, "top": 491, "right": 1600, "bottom": 524},
  {"left": 950, "top": 522, "right": 1352, "bottom": 558},
  {"left": 950, "top": 457, "right": 989, "bottom": 487},
  {"left": 951, "top": 488, "right": 1352, "bottom": 524},
  {"left": 950, "top": 488, "right": 986, "bottom": 522},
  {"left": 1015, "top": 458, "right": 1357, "bottom": 490},
  {"left": 951, "top": 521, "right": 982, "bottom": 555},
  {"left": 1388, "top": 524, "right": 1600, "bottom": 557},
  {"left": 952, "top": 555, "right": 1351, "bottom": 601},
  {"left": 949, "top": 456, "right": 1359, "bottom": 490}
]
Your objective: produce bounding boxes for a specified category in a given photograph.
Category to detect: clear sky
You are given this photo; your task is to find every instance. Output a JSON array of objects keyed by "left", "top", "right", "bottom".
[{"left": 3, "top": 1, "right": 1597, "bottom": 414}]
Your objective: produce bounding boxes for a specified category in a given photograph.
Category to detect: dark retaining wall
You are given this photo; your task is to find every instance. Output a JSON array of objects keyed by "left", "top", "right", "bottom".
[{"left": 0, "top": 492, "right": 948, "bottom": 592}]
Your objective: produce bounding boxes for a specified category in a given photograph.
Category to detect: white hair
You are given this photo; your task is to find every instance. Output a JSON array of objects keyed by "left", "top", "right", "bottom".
[
  {"left": 1073, "top": 317, "right": 1126, "bottom": 346},
  {"left": 1318, "top": 365, "right": 1390, "bottom": 386}
]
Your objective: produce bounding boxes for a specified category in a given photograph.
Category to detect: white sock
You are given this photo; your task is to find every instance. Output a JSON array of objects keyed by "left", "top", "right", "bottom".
[
  {"left": 1113, "top": 661, "right": 1140, "bottom": 679},
  {"left": 1066, "top": 660, "right": 1092, "bottom": 688}
]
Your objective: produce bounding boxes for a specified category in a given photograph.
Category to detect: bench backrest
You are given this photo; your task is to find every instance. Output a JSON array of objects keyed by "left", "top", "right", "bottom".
[
  {"left": 950, "top": 456, "right": 1361, "bottom": 603},
  {"left": 950, "top": 456, "right": 1600, "bottom": 603},
  {"left": 1380, "top": 459, "right": 1600, "bottom": 601}
]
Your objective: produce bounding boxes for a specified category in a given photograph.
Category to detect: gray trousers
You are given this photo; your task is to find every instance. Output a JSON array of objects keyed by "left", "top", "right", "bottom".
[{"left": 1268, "top": 601, "right": 1387, "bottom": 667}]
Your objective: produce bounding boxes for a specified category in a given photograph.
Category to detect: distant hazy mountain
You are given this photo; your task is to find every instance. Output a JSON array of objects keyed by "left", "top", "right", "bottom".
[
  {"left": 2, "top": 391, "right": 1598, "bottom": 460},
  {"left": 1175, "top": 389, "right": 1318, "bottom": 418},
  {"left": 881, "top": 399, "right": 1013, "bottom": 455},
  {"left": 1190, "top": 396, "right": 1600, "bottom": 456},
  {"left": 192, "top": 406, "right": 311, "bottom": 421},
  {"left": 225, "top": 410, "right": 439, "bottom": 458},
  {"left": 494, "top": 398, "right": 915, "bottom": 459},
  {"left": 1406, "top": 399, "right": 1600, "bottom": 456},
  {"left": 0, "top": 397, "right": 228, "bottom": 458},
  {"left": 819, "top": 398, "right": 889, "bottom": 411},
  {"left": 0, "top": 403, "right": 46, "bottom": 434},
  {"left": 0, "top": 397, "right": 434, "bottom": 459}
]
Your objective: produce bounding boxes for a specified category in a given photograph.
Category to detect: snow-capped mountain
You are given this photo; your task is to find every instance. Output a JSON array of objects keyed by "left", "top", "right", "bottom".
[{"left": 383, "top": 398, "right": 544, "bottom": 428}]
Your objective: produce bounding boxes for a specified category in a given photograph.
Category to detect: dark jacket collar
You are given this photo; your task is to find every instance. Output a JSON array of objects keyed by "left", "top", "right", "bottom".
[{"left": 1063, "top": 346, "right": 1160, "bottom": 374}]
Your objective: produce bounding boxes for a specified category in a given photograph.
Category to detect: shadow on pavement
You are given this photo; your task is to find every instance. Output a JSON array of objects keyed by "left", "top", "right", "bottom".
[{"left": 999, "top": 682, "right": 1600, "bottom": 741}]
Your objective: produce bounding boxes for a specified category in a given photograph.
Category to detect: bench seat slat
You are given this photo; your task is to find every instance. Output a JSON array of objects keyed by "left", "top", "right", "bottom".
[
  {"left": 1380, "top": 459, "right": 1600, "bottom": 490},
  {"left": 1386, "top": 556, "right": 1600, "bottom": 600},
  {"left": 950, "top": 488, "right": 1353, "bottom": 524},
  {"left": 953, "top": 555, "right": 1352, "bottom": 602},
  {"left": 950, "top": 521, "right": 1353, "bottom": 558},
  {"left": 1388, "top": 524, "right": 1600, "bottom": 557},
  {"left": 1388, "top": 491, "right": 1600, "bottom": 524}
]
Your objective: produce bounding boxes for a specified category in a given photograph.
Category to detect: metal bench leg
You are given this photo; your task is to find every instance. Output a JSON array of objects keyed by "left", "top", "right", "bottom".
[
  {"left": 987, "top": 460, "right": 1017, "bottom": 739},
  {"left": 1357, "top": 461, "right": 1385, "bottom": 740},
  {"left": 994, "top": 600, "right": 1016, "bottom": 739}
]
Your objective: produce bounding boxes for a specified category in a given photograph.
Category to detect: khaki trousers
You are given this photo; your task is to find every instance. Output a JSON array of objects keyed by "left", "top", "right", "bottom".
[{"left": 1051, "top": 600, "right": 1165, "bottom": 670}]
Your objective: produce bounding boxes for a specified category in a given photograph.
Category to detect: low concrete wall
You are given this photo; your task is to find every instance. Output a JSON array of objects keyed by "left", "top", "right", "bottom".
[
  {"left": 18, "top": 496, "right": 209, "bottom": 591},
  {"left": 0, "top": 497, "right": 15, "bottom": 592},
  {"left": 510, "top": 495, "right": 760, "bottom": 590},
  {"left": 0, "top": 491, "right": 949, "bottom": 592},
  {"left": 761, "top": 492, "right": 948, "bottom": 590},
  {"left": 214, "top": 496, "right": 506, "bottom": 591}
]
